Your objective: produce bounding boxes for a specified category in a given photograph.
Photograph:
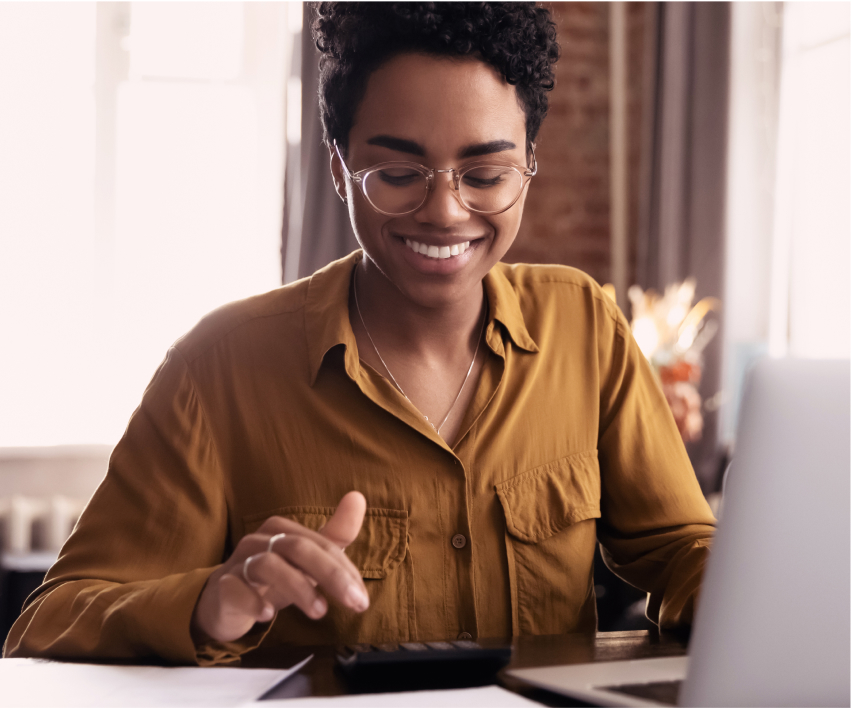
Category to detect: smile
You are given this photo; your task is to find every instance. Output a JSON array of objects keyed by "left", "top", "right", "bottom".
[{"left": 404, "top": 239, "right": 471, "bottom": 260}]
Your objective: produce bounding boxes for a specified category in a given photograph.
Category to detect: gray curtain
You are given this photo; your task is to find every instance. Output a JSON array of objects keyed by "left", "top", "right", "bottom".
[
  {"left": 282, "top": 3, "right": 357, "bottom": 283},
  {"left": 636, "top": 2, "right": 731, "bottom": 492}
]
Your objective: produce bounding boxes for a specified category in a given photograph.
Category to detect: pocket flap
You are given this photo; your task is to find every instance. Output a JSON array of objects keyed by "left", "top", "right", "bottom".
[
  {"left": 495, "top": 451, "right": 601, "bottom": 544},
  {"left": 242, "top": 506, "right": 408, "bottom": 579}
]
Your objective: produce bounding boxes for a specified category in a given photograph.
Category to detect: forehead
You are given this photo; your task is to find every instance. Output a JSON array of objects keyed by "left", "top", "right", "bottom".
[{"left": 349, "top": 53, "right": 526, "bottom": 154}]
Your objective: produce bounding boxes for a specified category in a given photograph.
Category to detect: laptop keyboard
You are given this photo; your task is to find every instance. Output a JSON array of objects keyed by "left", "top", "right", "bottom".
[{"left": 603, "top": 679, "right": 682, "bottom": 705}]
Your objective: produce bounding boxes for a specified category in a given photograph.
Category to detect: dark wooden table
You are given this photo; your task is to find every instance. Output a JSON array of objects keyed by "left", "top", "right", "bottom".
[{"left": 245, "top": 629, "right": 689, "bottom": 704}]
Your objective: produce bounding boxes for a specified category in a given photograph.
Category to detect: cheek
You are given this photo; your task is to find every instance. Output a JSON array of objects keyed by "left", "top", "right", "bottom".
[
  {"left": 348, "top": 198, "right": 387, "bottom": 248},
  {"left": 490, "top": 207, "right": 524, "bottom": 251}
]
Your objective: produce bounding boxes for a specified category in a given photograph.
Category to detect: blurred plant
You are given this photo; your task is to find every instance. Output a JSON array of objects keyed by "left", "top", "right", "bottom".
[{"left": 627, "top": 279, "right": 720, "bottom": 443}]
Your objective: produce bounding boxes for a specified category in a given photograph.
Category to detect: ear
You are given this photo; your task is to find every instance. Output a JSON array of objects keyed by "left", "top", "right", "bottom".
[{"left": 328, "top": 145, "right": 348, "bottom": 204}]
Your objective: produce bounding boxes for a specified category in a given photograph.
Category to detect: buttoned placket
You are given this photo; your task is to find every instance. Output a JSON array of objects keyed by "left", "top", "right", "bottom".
[{"left": 343, "top": 321, "right": 510, "bottom": 642}]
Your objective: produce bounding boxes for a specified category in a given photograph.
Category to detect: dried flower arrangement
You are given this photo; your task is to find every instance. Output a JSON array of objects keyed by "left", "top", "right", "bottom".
[{"left": 626, "top": 279, "right": 720, "bottom": 442}]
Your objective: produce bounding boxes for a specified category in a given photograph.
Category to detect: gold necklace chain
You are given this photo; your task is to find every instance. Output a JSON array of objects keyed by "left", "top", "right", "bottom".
[{"left": 353, "top": 267, "right": 486, "bottom": 436}]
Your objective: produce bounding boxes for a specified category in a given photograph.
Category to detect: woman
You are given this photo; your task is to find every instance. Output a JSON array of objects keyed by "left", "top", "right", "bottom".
[{"left": 5, "top": 3, "right": 714, "bottom": 665}]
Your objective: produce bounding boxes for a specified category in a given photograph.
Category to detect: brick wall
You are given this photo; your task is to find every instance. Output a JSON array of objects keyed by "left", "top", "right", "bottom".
[{"left": 505, "top": 2, "right": 648, "bottom": 293}]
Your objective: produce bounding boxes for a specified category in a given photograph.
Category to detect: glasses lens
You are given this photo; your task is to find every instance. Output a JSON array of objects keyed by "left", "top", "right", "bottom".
[
  {"left": 362, "top": 167, "right": 428, "bottom": 215},
  {"left": 459, "top": 166, "right": 523, "bottom": 213}
]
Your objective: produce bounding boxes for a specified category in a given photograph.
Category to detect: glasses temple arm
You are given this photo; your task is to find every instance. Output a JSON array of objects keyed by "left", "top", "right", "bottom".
[{"left": 333, "top": 140, "right": 357, "bottom": 181}]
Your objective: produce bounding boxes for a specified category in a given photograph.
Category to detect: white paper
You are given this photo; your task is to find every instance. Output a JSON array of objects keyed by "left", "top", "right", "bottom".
[
  {"left": 0, "top": 654, "right": 312, "bottom": 708},
  {"left": 259, "top": 684, "right": 541, "bottom": 707}
]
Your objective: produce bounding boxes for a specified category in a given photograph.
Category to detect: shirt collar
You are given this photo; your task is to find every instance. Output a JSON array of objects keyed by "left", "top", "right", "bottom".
[
  {"left": 304, "top": 251, "right": 539, "bottom": 386},
  {"left": 483, "top": 265, "right": 540, "bottom": 354},
  {"left": 305, "top": 251, "right": 362, "bottom": 387}
]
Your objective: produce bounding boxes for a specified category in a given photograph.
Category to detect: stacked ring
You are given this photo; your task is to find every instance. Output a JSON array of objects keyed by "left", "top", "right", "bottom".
[
  {"left": 241, "top": 533, "right": 287, "bottom": 589},
  {"left": 242, "top": 555, "right": 262, "bottom": 588},
  {"left": 267, "top": 532, "right": 287, "bottom": 554}
]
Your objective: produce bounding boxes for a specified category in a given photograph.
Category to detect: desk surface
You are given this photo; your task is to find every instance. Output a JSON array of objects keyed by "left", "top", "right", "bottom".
[{"left": 246, "top": 630, "right": 689, "bottom": 703}]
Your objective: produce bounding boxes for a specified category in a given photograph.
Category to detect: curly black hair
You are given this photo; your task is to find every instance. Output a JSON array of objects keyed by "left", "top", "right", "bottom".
[{"left": 312, "top": 2, "right": 559, "bottom": 153}]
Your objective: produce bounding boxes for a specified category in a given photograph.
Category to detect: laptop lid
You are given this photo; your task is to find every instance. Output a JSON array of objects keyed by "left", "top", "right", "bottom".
[{"left": 682, "top": 358, "right": 850, "bottom": 707}]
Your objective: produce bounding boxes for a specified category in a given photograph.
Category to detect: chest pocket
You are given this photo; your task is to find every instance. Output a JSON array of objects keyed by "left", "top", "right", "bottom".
[
  {"left": 495, "top": 451, "right": 601, "bottom": 636},
  {"left": 241, "top": 506, "right": 413, "bottom": 644}
]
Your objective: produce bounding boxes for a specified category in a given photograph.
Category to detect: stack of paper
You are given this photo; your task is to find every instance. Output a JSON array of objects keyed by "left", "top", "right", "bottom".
[{"left": 1, "top": 655, "right": 311, "bottom": 707}]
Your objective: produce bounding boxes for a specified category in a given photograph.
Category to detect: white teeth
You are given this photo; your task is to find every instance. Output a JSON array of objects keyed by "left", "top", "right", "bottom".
[{"left": 404, "top": 238, "right": 474, "bottom": 258}]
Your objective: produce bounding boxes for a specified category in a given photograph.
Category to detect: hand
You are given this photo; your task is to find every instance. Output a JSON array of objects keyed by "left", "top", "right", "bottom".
[{"left": 191, "top": 491, "right": 369, "bottom": 644}]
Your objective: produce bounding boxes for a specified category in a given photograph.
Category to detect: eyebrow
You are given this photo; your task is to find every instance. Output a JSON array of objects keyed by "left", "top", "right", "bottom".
[
  {"left": 365, "top": 135, "right": 517, "bottom": 159},
  {"left": 458, "top": 139, "right": 517, "bottom": 158},
  {"left": 365, "top": 135, "right": 425, "bottom": 156}
]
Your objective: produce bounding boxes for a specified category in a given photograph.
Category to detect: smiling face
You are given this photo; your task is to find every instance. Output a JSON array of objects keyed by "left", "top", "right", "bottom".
[{"left": 331, "top": 52, "right": 530, "bottom": 310}]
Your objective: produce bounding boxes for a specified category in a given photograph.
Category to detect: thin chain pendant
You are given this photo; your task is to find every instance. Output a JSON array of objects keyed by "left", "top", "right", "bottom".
[{"left": 353, "top": 266, "right": 485, "bottom": 438}]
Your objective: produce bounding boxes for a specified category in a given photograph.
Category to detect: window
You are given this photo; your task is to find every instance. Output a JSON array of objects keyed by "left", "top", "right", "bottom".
[
  {"left": 723, "top": 2, "right": 849, "bottom": 441},
  {"left": 0, "top": 3, "right": 300, "bottom": 447}
]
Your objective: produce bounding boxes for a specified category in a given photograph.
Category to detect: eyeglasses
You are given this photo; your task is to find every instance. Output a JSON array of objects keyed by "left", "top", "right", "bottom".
[{"left": 334, "top": 141, "right": 537, "bottom": 217}]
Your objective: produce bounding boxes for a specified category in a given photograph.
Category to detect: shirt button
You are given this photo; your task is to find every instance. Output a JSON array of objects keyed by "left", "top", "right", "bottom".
[
  {"left": 458, "top": 632, "right": 473, "bottom": 640},
  {"left": 451, "top": 534, "right": 467, "bottom": 549}
]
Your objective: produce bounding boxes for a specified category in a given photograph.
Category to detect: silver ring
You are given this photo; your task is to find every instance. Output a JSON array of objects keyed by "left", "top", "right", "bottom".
[
  {"left": 242, "top": 554, "right": 262, "bottom": 588},
  {"left": 267, "top": 532, "right": 286, "bottom": 555}
]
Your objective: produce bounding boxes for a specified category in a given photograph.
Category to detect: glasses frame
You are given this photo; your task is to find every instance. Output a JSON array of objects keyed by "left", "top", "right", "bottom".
[{"left": 334, "top": 141, "right": 537, "bottom": 217}]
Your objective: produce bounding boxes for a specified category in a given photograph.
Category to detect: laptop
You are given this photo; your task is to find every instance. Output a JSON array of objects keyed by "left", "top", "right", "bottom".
[{"left": 507, "top": 358, "right": 850, "bottom": 706}]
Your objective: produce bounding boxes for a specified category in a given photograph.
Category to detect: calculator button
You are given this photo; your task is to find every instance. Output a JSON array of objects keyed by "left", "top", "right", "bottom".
[
  {"left": 451, "top": 534, "right": 467, "bottom": 549},
  {"left": 453, "top": 639, "right": 481, "bottom": 649},
  {"left": 425, "top": 641, "right": 454, "bottom": 650},
  {"left": 400, "top": 642, "right": 428, "bottom": 651},
  {"left": 346, "top": 644, "right": 373, "bottom": 653},
  {"left": 373, "top": 643, "right": 399, "bottom": 652}
]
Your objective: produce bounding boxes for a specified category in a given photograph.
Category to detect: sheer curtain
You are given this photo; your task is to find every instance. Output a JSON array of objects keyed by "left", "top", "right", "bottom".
[
  {"left": 636, "top": 2, "right": 732, "bottom": 491},
  {"left": 282, "top": 3, "right": 356, "bottom": 284}
]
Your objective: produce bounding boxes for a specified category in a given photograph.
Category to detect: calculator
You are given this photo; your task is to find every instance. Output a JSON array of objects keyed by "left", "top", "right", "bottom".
[{"left": 336, "top": 640, "right": 513, "bottom": 691}]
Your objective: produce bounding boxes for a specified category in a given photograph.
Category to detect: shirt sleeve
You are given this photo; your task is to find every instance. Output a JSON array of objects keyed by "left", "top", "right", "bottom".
[
  {"left": 595, "top": 302, "right": 716, "bottom": 629},
  {"left": 2, "top": 347, "right": 270, "bottom": 665}
]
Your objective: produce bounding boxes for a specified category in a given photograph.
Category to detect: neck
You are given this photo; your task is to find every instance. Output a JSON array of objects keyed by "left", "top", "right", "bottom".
[{"left": 353, "top": 256, "right": 486, "bottom": 361}]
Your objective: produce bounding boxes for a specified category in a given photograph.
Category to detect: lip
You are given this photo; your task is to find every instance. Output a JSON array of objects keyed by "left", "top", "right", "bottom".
[{"left": 394, "top": 234, "right": 483, "bottom": 275}]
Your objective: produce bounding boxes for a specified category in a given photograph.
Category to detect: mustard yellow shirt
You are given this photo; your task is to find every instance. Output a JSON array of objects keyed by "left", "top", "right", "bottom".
[{"left": 5, "top": 251, "right": 715, "bottom": 665}]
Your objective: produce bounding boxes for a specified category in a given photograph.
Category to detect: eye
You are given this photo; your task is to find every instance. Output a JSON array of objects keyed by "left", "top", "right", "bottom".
[
  {"left": 376, "top": 168, "right": 422, "bottom": 186},
  {"left": 461, "top": 166, "right": 511, "bottom": 189}
]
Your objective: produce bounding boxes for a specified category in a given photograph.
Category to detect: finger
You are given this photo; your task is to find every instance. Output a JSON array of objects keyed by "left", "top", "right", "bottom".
[
  {"left": 254, "top": 518, "right": 364, "bottom": 590},
  {"left": 320, "top": 491, "right": 367, "bottom": 548},
  {"left": 274, "top": 534, "right": 369, "bottom": 612},
  {"left": 206, "top": 573, "right": 275, "bottom": 643},
  {"left": 229, "top": 532, "right": 280, "bottom": 566},
  {"left": 230, "top": 552, "right": 329, "bottom": 619}
]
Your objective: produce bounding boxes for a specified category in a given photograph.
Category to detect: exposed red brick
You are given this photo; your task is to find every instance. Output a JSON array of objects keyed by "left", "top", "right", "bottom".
[{"left": 505, "top": 1, "right": 646, "bottom": 291}]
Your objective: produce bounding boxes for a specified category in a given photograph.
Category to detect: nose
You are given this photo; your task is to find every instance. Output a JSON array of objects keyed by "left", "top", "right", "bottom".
[{"left": 413, "top": 171, "right": 470, "bottom": 228}]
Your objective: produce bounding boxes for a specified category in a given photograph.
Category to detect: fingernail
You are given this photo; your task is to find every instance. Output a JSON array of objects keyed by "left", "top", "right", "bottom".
[
  {"left": 312, "top": 597, "right": 327, "bottom": 617},
  {"left": 260, "top": 604, "right": 275, "bottom": 622},
  {"left": 345, "top": 584, "right": 369, "bottom": 611}
]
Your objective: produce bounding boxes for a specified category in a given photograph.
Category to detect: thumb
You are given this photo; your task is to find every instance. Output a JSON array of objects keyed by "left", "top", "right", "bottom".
[{"left": 321, "top": 491, "right": 366, "bottom": 549}]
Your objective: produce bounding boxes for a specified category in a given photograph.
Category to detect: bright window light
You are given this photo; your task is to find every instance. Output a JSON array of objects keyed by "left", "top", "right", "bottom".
[
  {"left": 127, "top": 2, "right": 244, "bottom": 81},
  {"left": 770, "top": 3, "right": 850, "bottom": 359},
  {"left": 0, "top": 4, "right": 97, "bottom": 447},
  {"left": 0, "top": 3, "right": 290, "bottom": 447}
]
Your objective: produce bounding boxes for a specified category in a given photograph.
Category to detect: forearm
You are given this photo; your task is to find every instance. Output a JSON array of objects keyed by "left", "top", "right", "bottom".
[
  {"left": 4, "top": 569, "right": 275, "bottom": 665},
  {"left": 599, "top": 523, "right": 713, "bottom": 628}
]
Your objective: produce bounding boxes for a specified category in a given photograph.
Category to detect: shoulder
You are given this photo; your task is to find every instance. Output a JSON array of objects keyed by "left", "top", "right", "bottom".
[
  {"left": 493, "top": 261, "right": 623, "bottom": 326},
  {"left": 172, "top": 277, "right": 311, "bottom": 364}
]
